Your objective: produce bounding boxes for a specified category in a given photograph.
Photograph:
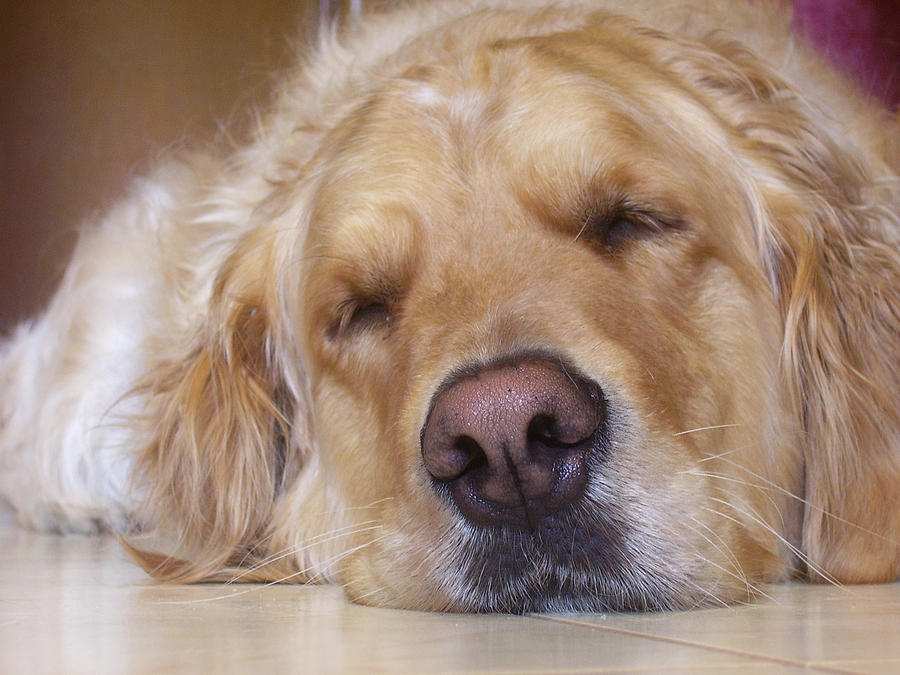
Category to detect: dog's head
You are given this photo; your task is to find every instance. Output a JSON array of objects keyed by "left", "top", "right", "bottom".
[{"left": 133, "top": 6, "right": 900, "bottom": 612}]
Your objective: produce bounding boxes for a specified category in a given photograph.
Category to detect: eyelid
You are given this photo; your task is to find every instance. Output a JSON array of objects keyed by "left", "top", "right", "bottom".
[
  {"left": 329, "top": 297, "right": 393, "bottom": 340},
  {"left": 577, "top": 204, "right": 678, "bottom": 251}
]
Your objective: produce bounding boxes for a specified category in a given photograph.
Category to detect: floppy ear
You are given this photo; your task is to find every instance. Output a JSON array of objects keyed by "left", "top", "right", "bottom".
[
  {"left": 771, "top": 152, "right": 900, "bottom": 584},
  {"left": 130, "top": 226, "right": 305, "bottom": 582},
  {"left": 670, "top": 33, "right": 900, "bottom": 582}
]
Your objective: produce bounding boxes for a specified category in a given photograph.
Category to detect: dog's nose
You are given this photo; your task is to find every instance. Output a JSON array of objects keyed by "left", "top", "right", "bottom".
[{"left": 421, "top": 358, "right": 605, "bottom": 529}]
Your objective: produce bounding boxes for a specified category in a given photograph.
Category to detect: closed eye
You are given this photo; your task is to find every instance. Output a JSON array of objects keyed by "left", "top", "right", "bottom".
[
  {"left": 576, "top": 206, "right": 675, "bottom": 253},
  {"left": 329, "top": 298, "right": 393, "bottom": 340}
]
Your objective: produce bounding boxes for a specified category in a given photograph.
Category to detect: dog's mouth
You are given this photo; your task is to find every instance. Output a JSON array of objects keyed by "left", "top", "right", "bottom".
[
  {"left": 439, "top": 493, "right": 706, "bottom": 614},
  {"left": 453, "top": 502, "right": 628, "bottom": 613}
]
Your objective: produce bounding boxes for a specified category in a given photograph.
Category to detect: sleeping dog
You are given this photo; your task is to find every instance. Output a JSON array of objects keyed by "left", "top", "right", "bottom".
[{"left": 2, "top": 0, "right": 898, "bottom": 611}]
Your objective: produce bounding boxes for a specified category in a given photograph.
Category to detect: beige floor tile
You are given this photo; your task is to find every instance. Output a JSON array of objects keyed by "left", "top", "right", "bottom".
[
  {"left": 820, "top": 661, "right": 900, "bottom": 675},
  {"left": 543, "top": 581, "right": 900, "bottom": 671},
  {"left": 0, "top": 514, "right": 895, "bottom": 674}
]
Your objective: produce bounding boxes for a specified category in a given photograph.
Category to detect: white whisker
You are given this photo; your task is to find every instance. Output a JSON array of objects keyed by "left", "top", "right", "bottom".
[
  {"left": 715, "top": 455, "right": 900, "bottom": 548},
  {"left": 705, "top": 497, "right": 844, "bottom": 589},
  {"left": 682, "top": 519, "right": 775, "bottom": 603},
  {"left": 687, "top": 516, "right": 745, "bottom": 580},
  {"left": 349, "top": 585, "right": 389, "bottom": 604},
  {"left": 226, "top": 521, "right": 382, "bottom": 584},
  {"left": 674, "top": 424, "right": 741, "bottom": 437},
  {"left": 683, "top": 469, "right": 787, "bottom": 530},
  {"left": 697, "top": 447, "right": 746, "bottom": 462}
]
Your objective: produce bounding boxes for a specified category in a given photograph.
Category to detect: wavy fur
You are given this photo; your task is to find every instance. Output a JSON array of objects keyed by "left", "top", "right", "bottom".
[{"left": 2, "top": 0, "right": 898, "bottom": 611}]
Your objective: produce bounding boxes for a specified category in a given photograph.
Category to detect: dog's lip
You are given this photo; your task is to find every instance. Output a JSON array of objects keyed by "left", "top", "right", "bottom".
[
  {"left": 449, "top": 483, "right": 628, "bottom": 557},
  {"left": 448, "top": 505, "right": 643, "bottom": 613}
]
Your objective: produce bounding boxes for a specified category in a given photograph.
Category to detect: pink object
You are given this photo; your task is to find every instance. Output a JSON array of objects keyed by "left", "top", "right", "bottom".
[{"left": 792, "top": 0, "right": 900, "bottom": 108}]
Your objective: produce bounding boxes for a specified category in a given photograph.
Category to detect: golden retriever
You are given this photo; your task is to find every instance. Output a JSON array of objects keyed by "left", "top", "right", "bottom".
[{"left": 1, "top": 0, "right": 898, "bottom": 612}]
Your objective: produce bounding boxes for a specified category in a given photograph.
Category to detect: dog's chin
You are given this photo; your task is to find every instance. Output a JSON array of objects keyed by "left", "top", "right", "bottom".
[{"left": 427, "top": 504, "right": 720, "bottom": 614}]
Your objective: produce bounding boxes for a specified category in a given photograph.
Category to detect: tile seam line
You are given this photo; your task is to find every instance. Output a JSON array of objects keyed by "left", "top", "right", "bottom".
[{"left": 528, "top": 615, "right": 857, "bottom": 674}]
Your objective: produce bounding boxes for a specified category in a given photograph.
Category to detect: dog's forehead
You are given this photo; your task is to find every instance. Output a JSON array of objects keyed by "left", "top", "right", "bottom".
[{"left": 304, "top": 28, "right": 740, "bottom": 256}]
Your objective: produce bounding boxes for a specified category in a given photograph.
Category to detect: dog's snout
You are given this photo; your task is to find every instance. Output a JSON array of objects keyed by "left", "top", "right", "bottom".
[{"left": 421, "top": 359, "right": 605, "bottom": 529}]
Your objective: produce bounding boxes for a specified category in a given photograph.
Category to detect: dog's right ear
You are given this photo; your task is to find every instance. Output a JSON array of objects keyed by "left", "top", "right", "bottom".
[{"left": 129, "top": 225, "right": 311, "bottom": 583}]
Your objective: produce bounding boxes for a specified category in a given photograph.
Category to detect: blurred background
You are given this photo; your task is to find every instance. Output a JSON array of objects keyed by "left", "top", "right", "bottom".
[
  {"left": 1, "top": 0, "right": 898, "bottom": 332},
  {"left": 1, "top": 0, "right": 319, "bottom": 330}
]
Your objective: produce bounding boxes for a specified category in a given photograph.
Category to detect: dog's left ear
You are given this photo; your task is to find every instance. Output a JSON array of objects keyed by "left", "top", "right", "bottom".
[
  {"left": 773, "top": 158, "right": 900, "bottom": 584},
  {"left": 680, "top": 35, "right": 900, "bottom": 582},
  {"left": 654, "top": 26, "right": 900, "bottom": 581},
  {"left": 131, "top": 225, "right": 306, "bottom": 582}
]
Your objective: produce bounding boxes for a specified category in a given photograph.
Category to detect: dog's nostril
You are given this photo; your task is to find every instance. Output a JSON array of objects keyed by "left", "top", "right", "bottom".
[
  {"left": 426, "top": 435, "right": 486, "bottom": 481},
  {"left": 527, "top": 414, "right": 558, "bottom": 445},
  {"left": 421, "top": 358, "right": 606, "bottom": 529},
  {"left": 454, "top": 436, "right": 488, "bottom": 471},
  {"left": 527, "top": 413, "right": 592, "bottom": 449}
]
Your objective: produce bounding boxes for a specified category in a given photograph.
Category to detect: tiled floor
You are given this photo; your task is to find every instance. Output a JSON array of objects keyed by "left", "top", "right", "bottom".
[{"left": 2, "top": 510, "right": 899, "bottom": 674}]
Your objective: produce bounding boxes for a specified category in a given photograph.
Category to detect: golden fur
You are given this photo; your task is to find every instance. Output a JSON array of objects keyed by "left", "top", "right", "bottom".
[{"left": 2, "top": 0, "right": 898, "bottom": 612}]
